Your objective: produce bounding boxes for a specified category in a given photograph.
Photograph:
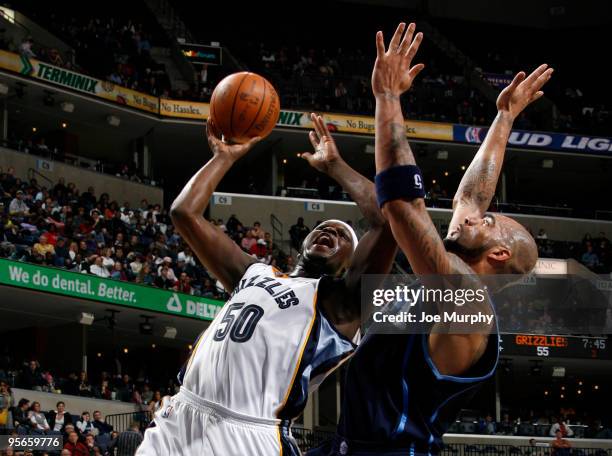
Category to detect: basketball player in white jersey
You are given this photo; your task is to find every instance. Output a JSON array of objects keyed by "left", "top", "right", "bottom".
[{"left": 136, "top": 115, "right": 397, "bottom": 455}]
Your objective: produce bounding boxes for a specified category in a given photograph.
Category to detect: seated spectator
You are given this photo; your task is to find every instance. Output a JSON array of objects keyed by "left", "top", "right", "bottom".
[
  {"left": 498, "top": 413, "right": 514, "bottom": 435},
  {"left": 240, "top": 230, "right": 257, "bottom": 252},
  {"left": 478, "top": 414, "right": 496, "bottom": 435},
  {"left": 28, "top": 401, "right": 50, "bottom": 434},
  {"left": 551, "top": 430, "right": 572, "bottom": 456},
  {"left": 76, "top": 411, "right": 95, "bottom": 435},
  {"left": 155, "top": 264, "right": 176, "bottom": 289},
  {"left": 148, "top": 390, "right": 163, "bottom": 413},
  {"left": 141, "top": 384, "right": 153, "bottom": 405},
  {"left": 550, "top": 417, "right": 574, "bottom": 437},
  {"left": 136, "top": 262, "right": 155, "bottom": 286},
  {"left": 117, "top": 375, "right": 134, "bottom": 403},
  {"left": 98, "top": 380, "right": 113, "bottom": 400},
  {"left": 77, "top": 371, "right": 93, "bottom": 397},
  {"left": 92, "top": 410, "right": 113, "bottom": 436},
  {"left": 64, "top": 430, "right": 89, "bottom": 456},
  {"left": 9, "top": 190, "right": 29, "bottom": 217},
  {"left": 84, "top": 434, "right": 97, "bottom": 453},
  {"left": 54, "top": 237, "right": 69, "bottom": 267},
  {"left": 250, "top": 238, "right": 270, "bottom": 262},
  {"left": 109, "top": 422, "right": 143, "bottom": 455},
  {"left": 110, "top": 262, "right": 127, "bottom": 280},
  {"left": 33, "top": 234, "right": 55, "bottom": 257},
  {"left": 21, "top": 360, "right": 44, "bottom": 391},
  {"left": 581, "top": 244, "right": 599, "bottom": 269},
  {"left": 12, "top": 398, "right": 30, "bottom": 434},
  {"left": 174, "top": 272, "right": 193, "bottom": 295},
  {"left": 0, "top": 381, "right": 13, "bottom": 432},
  {"left": 89, "top": 255, "right": 110, "bottom": 278},
  {"left": 49, "top": 401, "right": 73, "bottom": 434},
  {"left": 251, "top": 221, "right": 264, "bottom": 239}
]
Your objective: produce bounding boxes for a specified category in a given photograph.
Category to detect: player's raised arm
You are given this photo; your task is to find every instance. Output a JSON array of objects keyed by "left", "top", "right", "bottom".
[
  {"left": 301, "top": 114, "right": 397, "bottom": 318},
  {"left": 372, "top": 22, "right": 454, "bottom": 275},
  {"left": 170, "top": 121, "right": 260, "bottom": 292},
  {"left": 448, "top": 65, "right": 554, "bottom": 239}
]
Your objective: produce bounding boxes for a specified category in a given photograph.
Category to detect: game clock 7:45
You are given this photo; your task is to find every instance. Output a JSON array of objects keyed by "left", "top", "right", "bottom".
[{"left": 1, "top": 435, "right": 63, "bottom": 451}]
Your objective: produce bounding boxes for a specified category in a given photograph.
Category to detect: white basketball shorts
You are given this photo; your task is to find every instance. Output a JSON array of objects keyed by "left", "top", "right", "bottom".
[{"left": 136, "top": 387, "right": 300, "bottom": 456}]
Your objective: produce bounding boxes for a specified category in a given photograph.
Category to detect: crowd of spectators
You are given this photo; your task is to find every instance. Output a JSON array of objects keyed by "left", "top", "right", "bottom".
[
  {"left": 1, "top": 3, "right": 172, "bottom": 99},
  {"left": 0, "top": 167, "right": 298, "bottom": 302},
  {"left": 463, "top": 411, "right": 612, "bottom": 440},
  {"left": 1, "top": 136, "right": 152, "bottom": 187},
  {"left": 1, "top": 377, "right": 146, "bottom": 454},
  {"left": 233, "top": 41, "right": 492, "bottom": 126},
  {"left": 534, "top": 229, "right": 612, "bottom": 273}
]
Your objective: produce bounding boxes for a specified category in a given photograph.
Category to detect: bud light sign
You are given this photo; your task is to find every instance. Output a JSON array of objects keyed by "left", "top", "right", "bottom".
[{"left": 454, "top": 125, "right": 612, "bottom": 155}]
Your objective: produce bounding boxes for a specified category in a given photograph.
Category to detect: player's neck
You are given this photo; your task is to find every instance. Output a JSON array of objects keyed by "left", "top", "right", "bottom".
[{"left": 290, "top": 257, "right": 336, "bottom": 279}]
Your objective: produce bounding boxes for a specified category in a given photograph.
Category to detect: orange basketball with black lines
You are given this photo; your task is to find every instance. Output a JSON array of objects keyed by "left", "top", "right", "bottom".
[{"left": 209, "top": 72, "right": 280, "bottom": 144}]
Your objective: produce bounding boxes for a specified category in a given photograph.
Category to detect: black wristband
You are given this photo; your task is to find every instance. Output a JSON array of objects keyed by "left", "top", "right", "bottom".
[{"left": 375, "top": 165, "right": 426, "bottom": 208}]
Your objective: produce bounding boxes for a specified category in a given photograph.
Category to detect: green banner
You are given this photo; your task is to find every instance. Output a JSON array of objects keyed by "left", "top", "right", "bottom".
[{"left": 0, "top": 259, "right": 224, "bottom": 321}]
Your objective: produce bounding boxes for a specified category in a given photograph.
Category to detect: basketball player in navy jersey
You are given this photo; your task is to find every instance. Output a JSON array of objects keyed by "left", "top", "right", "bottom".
[
  {"left": 137, "top": 113, "right": 397, "bottom": 454},
  {"left": 308, "top": 22, "right": 553, "bottom": 456}
]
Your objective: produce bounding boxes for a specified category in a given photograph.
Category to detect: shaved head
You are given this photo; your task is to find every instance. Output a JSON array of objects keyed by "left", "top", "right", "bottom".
[
  {"left": 444, "top": 213, "right": 537, "bottom": 275},
  {"left": 495, "top": 215, "right": 538, "bottom": 274}
]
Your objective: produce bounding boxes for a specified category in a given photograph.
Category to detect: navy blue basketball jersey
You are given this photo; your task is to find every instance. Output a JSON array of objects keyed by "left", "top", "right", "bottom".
[{"left": 309, "top": 297, "right": 499, "bottom": 456}]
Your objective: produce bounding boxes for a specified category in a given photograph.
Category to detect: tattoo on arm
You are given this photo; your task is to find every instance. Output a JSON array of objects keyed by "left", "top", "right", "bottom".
[
  {"left": 459, "top": 161, "right": 498, "bottom": 207},
  {"left": 390, "top": 123, "right": 410, "bottom": 157}
]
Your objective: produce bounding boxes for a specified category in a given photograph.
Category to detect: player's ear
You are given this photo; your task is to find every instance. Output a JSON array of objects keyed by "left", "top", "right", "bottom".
[{"left": 487, "top": 246, "right": 511, "bottom": 264}]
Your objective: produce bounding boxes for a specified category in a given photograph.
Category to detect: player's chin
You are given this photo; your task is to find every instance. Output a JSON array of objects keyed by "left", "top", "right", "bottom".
[{"left": 306, "top": 244, "right": 335, "bottom": 258}]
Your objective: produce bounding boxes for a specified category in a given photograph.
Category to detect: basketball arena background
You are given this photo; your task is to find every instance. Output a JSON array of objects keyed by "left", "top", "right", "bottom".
[{"left": 0, "top": 0, "right": 611, "bottom": 454}]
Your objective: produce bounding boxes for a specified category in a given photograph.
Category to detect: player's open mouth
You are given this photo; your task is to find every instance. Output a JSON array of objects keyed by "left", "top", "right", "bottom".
[{"left": 314, "top": 233, "right": 335, "bottom": 248}]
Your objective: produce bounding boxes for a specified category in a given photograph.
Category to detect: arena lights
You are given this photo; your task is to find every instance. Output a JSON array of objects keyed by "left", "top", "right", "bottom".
[
  {"left": 188, "top": 344, "right": 193, "bottom": 350},
  {"left": 78, "top": 312, "right": 95, "bottom": 325},
  {"left": 123, "top": 348, "right": 129, "bottom": 354},
  {"left": 151, "top": 344, "right": 156, "bottom": 349},
  {"left": 282, "top": 159, "right": 287, "bottom": 164},
  {"left": 60, "top": 101, "right": 74, "bottom": 113},
  {"left": 561, "top": 386, "right": 565, "bottom": 391},
  {"left": 296, "top": 153, "right": 301, "bottom": 157},
  {"left": 164, "top": 326, "right": 177, "bottom": 339},
  {"left": 594, "top": 385, "right": 599, "bottom": 390},
  {"left": 544, "top": 390, "right": 549, "bottom": 396},
  {"left": 461, "top": 165, "right": 466, "bottom": 170},
  {"left": 97, "top": 353, "right": 102, "bottom": 358},
  {"left": 444, "top": 171, "right": 449, "bottom": 177},
  {"left": 578, "top": 381, "right": 583, "bottom": 386},
  {"left": 542, "top": 159, "right": 554, "bottom": 169},
  {"left": 61, "top": 122, "right": 68, "bottom": 128},
  {"left": 560, "top": 394, "right": 565, "bottom": 399},
  {"left": 32, "top": 127, "right": 37, "bottom": 132},
  {"left": 577, "top": 389, "right": 582, "bottom": 395},
  {"left": 106, "top": 115, "right": 120, "bottom": 127}
]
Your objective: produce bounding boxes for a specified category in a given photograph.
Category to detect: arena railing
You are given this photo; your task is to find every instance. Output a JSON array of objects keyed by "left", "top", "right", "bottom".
[
  {"left": 105, "top": 410, "right": 154, "bottom": 433},
  {"left": 103, "top": 411, "right": 611, "bottom": 453}
]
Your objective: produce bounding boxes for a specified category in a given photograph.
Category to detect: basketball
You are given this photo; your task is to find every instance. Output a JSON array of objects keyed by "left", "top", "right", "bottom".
[{"left": 209, "top": 72, "right": 280, "bottom": 143}]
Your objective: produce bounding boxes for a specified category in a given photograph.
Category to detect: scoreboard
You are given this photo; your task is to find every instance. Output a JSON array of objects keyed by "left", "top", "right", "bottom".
[{"left": 500, "top": 334, "right": 610, "bottom": 359}]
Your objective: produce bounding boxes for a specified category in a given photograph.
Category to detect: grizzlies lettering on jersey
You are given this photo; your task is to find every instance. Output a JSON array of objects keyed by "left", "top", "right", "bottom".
[{"left": 179, "top": 262, "right": 355, "bottom": 420}]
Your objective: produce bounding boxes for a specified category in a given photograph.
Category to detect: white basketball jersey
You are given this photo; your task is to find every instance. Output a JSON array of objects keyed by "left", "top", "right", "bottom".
[{"left": 179, "top": 262, "right": 355, "bottom": 420}]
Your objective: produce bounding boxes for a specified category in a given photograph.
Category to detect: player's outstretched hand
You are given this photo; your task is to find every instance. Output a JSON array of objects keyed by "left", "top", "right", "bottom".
[
  {"left": 206, "top": 118, "right": 261, "bottom": 163},
  {"left": 496, "top": 64, "right": 554, "bottom": 120},
  {"left": 372, "top": 22, "right": 424, "bottom": 99},
  {"left": 300, "top": 113, "right": 345, "bottom": 175}
]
